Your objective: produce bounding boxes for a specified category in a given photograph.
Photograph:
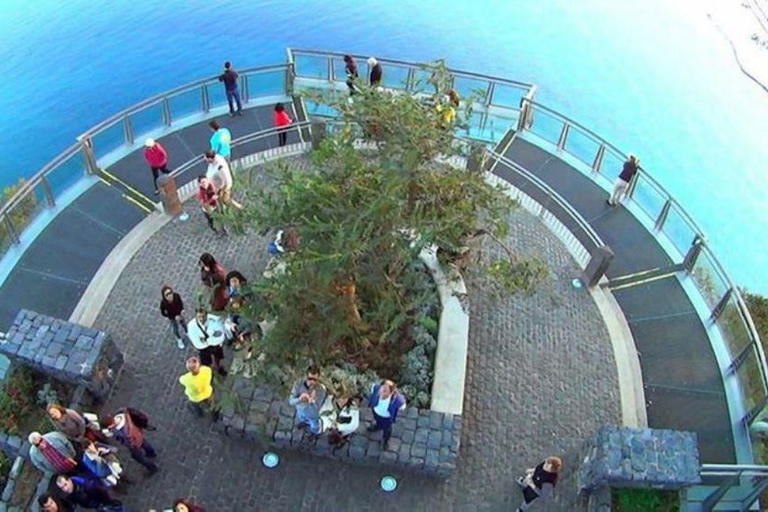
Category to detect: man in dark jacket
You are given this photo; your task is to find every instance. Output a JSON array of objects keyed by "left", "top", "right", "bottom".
[
  {"left": 218, "top": 61, "right": 243, "bottom": 116},
  {"left": 367, "top": 57, "right": 383, "bottom": 86},
  {"left": 103, "top": 407, "right": 158, "bottom": 475},
  {"left": 607, "top": 153, "right": 639, "bottom": 206},
  {"left": 366, "top": 379, "right": 406, "bottom": 450},
  {"left": 55, "top": 475, "right": 123, "bottom": 510}
]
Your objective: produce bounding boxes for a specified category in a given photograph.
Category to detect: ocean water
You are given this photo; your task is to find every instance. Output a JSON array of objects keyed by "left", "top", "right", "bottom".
[{"left": 0, "top": 0, "right": 766, "bottom": 291}]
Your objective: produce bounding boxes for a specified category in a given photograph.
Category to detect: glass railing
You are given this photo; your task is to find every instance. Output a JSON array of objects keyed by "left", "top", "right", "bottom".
[{"left": 520, "top": 99, "right": 768, "bottom": 458}]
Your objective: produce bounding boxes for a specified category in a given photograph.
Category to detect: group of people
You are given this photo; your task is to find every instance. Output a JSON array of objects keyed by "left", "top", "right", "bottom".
[
  {"left": 342, "top": 54, "right": 383, "bottom": 94},
  {"left": 27, "top": 403, "right": 201, "bottom": 511}
]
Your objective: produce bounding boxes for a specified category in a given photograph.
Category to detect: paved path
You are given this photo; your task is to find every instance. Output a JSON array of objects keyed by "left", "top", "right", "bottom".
[{"left": 92, "top": 161, "right": 620, "bottom": 511}]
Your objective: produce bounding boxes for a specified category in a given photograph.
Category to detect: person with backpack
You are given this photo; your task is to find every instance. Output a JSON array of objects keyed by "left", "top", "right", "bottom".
[
  {"left": 514, "top": 456, "right": 563, "bottom": 511},
  {"left": 102, "top": 408, "right": 158, "bottom": 475},
  {"left": 218, "top": 61, "right": 242, "bottom": 116}
]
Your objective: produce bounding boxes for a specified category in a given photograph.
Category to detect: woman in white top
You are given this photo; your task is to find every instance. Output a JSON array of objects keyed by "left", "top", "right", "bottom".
[
  {"left": 187, "top": 307, "right": 228, "bottom": 376},
  {"left": 321, "top": 396, "right": 360, "bottom": 447}
]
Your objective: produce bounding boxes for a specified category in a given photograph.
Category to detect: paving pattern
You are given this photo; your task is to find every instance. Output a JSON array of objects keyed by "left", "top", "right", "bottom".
[{"left": 92, "top": 160, "right": 621, "bottom": 511}]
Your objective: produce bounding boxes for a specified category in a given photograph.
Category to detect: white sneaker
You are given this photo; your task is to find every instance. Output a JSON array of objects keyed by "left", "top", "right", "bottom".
[{"left": 176, "top": 338, "right": 185, "bottom": 350}]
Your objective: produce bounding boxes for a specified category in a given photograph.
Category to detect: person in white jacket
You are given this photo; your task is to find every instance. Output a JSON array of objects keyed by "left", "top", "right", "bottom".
[
  {"left": 187, "top": 307, "right": 228, "bottom": 376},
  {"left": 204, "top": 150, "right": 241, "bottom": 209},
  {"left": 321, "top": 395, "right": 360, "bottom": 448}
]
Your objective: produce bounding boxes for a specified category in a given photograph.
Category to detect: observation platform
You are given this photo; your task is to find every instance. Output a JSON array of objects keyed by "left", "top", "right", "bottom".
[{"left": 0, "top": 48, "right": 764, "bottom": 509}]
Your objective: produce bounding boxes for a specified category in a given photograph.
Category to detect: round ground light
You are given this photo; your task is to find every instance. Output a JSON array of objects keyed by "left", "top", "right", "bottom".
[
  {"left": 262, "top": 452, "right": 279, "bottom": 468},
  {"left": 380, "top": 476, "right": 397, "bottom": 492}
]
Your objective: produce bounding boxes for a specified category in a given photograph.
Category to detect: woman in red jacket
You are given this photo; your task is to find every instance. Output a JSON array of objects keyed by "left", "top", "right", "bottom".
[
  {"left": 143, "top": 138, "right": 170, "bottom": 195},
  {"left": 274, "top": 103, "right": 293, "bottom": 147}
]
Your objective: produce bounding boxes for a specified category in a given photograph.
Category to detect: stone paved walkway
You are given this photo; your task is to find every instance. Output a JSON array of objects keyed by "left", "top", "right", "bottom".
[{"left": 92, "top": 160, "right": 620, "bottom": 511}]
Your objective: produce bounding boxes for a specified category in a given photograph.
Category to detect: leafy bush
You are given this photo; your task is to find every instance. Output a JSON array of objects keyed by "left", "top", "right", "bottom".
[
  {"left": 611, "top": 488, "right": 679, "bottom": 512},
  {"left": 1, "top": 178, "right": 39, "bottom": 250},
  {"left": 0, "top": 366, "right": 69, "bottom": 436}
]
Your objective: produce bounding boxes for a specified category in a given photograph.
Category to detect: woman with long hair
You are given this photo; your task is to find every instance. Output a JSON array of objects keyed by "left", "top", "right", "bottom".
[
  {"left": 515, "top": 456, "right": 562, "bottom": 511},
  {"left": 199, "top": 253, "right": 228, "bottom": 312},
  {"left": 160, "top": 285, "right": 187, "bottom": 350}
]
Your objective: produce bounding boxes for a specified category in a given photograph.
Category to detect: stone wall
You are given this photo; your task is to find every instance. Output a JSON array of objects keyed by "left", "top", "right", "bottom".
[
  {"left": 577, "top": 425, "right": 701, "bottom": 495},
  {"left": 217, "top": 376, "right": 461, "bottom": 478},
  {"left": 0, "top": 310, "right": 123, "bottom": 401}
]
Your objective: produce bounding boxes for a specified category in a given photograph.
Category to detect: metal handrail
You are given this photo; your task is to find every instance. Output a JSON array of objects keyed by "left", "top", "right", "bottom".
[
  {"left": 289, "top": 48, "right": 535, "bottom": 89},
  {"left": 701, "top": 463, "right": 768, "bottom": 474}
]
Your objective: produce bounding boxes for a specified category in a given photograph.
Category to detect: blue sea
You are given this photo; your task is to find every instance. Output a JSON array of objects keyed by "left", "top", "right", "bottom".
[{"left": 0, "top": 0, "right": 766, "bottom": 291}]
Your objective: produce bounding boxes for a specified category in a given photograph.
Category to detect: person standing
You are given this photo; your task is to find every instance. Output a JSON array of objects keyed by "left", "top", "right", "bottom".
[
  {"left": 209, "top": 120, "right": 232, "bottom": 162},
  {"left": 80, "top": 440, "right": 123, "bottom": 487},
  {"left": 366, "top": 379, "right": 406, "bottom": 450},
  {"left": 196, "top": 176, "right": 224, "bottom": 235},
  {"left": 28, "top": 431, "right": 78, "bottom": 475},
  {"left": 102, "top": 408, "right": 159, "bottom": 475},
  {"left": 205, "top": 150, "right": 241, "bottom": 210},
  {"left": 55, "top": 475, "right": 123, "bottom": 511},
  {"left": 343, "top": 54, "right": 359, "bottom": 94},
  {"left": 288, "top": 365, "right": 327, "bottom": 435},
  {"left": 46, "top": 404, "right": 86, "bottom": 442},
  {"left": 607, "top": 154, "right": 639, "bottom": 207},
  {"left": 179, "top": 356, "right": 218, "bottom": 420},
  {"left": 515, "top": 456, "right": 562, "bottom": 511},
  {"left": 199, "top": 252, "right": 229, "bottom": 312},
  {"left": 274, "top": 103, "right": 293, "bottom": 147},
  {"left": 368, "top": 57, "right": 383, "bottom": 86},
  {"left": 160, "top": 285, "right": 187, "bottom": 349},
  {"left": 143, "top": 138, "right": 170, "bottom": 195},
  {"left": 187, "top": 307, "right": 228, "bottom": 377},
  {"left": 218, "top": 61, "right": 242, "bottom": 116}
]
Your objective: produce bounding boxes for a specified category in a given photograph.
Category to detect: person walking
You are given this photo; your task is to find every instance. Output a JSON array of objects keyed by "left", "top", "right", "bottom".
[
  {"left": 274, "top": 103, "right": 293, "bottom": 147},
  {"left": 187, "top": 307, "right": 228, "bottom": 376},
  {"left": 288, "top": 365, "right": 327, "bottom": 435},
  {"left": 343, "top": 54, "right": 359, "bottom": 94},
  {"left": 28, "top": 431, "right": 78, "bottom": 475},
  {"left": 368, "top": 57, "right": 383, "bottom": 86},
  {"left": 179, "top": 356, "right": 218, "bottom": 420},
  {"left": 366, "top": 379, "right": 406, "bottom": 450},
  {"left": 46, "top": 404, "right": 86, "bottom": 442},
  {"left": 205, "top": 150, "right": 241, "bottom": 210},
  {"left": 143, "top": 138, "right": 170, "bottom": 195},
  {"left": 102, "top": 408, "right": 158, "bottom": 475},
  {"left": 55, "top": 475, "right": 124, "bottom": 511},
  {"left": 199, "top": 252, "right": 229, "bottom": 312},
  {"left": 218, "top": 61, "right": 242, "bottom": 116},
  {"left": 160, "top": 285, "right": 187, "bottom": 349},
  {"left": 209, "top": 120, "right": 232, "bottom": 162},
  {"left": 196, "top": 176, "right": 225, "bottom": 235},
  {"left": 607, "top": 154, "right": 639, "bottom": 207},
  {"left": 514, "top": 456, "right": 562, "bottom": 511}
]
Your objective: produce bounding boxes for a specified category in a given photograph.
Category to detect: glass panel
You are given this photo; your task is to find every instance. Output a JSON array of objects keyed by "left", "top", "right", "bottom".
[
  {"left": 736, "top": 346, "right": 767, "bottom": 413},
  {"left": 526, "top": 107, "right": 564, "bottom": 146},
  {"left": 44, "top": 152, "right": 87, "bottom": 198},
  {"left": 2, "top": 181, "right": 46, "bottom": 244},
  {"left": 661, "top": 204, "right": 698, "bottom": 256},
  {"left": 168, "top": 87, "right": 203, "bottom": 122},
  {"left": 598, "top": 149, "right": 625, "bottom": 178},
  {"left": 452, "top": 75, "right": 489, "bottom": 103},
  {"left": 716, "top": 296, "right": 753, "bottom": 358},
  {"left": 410, "top": 68, "right": 435, "bottom": 94},
  {"left": 331, "top": 57, "right": 349, "bottom": 84},
  {"left": 303, "top": 100, "right": 338, "bottom": 118},
  {"left": 128, "top": 102, "right": 164, "bottom": 140},
  {"left": 563, "top": 128, "right": 601, "bottom": 167},
  {"left": 483, "top": 114, "right": 514, "bottom": 143},
  {"left": 0, "top": 215, "right": 12, "bottom": 255},
  {"left": 247, "top": 70, "right": 285, "bottom": 98},
  {"left": 90, "top": 121, "right": 127, "bottom": 161},
  {"left": 692, "top": 249, "right": 730, "bottom": 310},
  {"left": 294, "top": 54, "right": 328, "bottom": 80},
  {"left": 206, "top": 82, "right": 229, "bottom": 110},
  {"left": 630, "top": 174, "right": 667, "bottom": 221},
  {"left": 380, "top": 64, "right": 410, "bottom": 90},
  {"left": 490, "top": 83, "right": 526, "bottom": 110}
]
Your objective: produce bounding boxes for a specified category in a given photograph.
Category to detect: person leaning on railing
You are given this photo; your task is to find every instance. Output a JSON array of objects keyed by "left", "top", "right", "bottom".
[
  {"left": 607, "top": 154, "right": 639, "bottom": 207},
  {"left": 218, "top": 61, "right": 242, "bottom": 116},
  {"left": 343, "top": 54, "right": 359, "bottom": 94}
]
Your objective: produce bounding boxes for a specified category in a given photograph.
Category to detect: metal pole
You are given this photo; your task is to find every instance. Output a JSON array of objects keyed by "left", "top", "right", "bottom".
[
  {"left": 710, "top": 287, "right": 734, "bottom": 322},
  {"left": 202, "top": 85, "right": 211, "bottom": 113},
  {"left": 740, "top": 476, "right": 768, "bottom": 510},
  {"left": 327, "top": 57, "right": 334, "bottom": 83},
  {"left": 729, "top": 341, "right": 756, "bottom": 374},
  {"left": 406, "top": 68, "right": 415, "bottom": 91},
  {"left": 744, "top": 395, "right": 768, "bottom": 426},
  {"left": 243, "top": 74, "right": 250, "bottom": 103},
  {"left": 592, "top": 144, "right": 606, "bottom": 173},
  {"left": 557, "top": 123, "right": 570, "bottom": 151},
  {"left": 79, "top": 137, "right": 99, "bottom": 175},
  {"left": 40, "top": 176, "right": 55, "bottom": 207},
  {"left": 682, "top": 235, "right": 704, "bottom": 273},
  {"left": 626, "top": 171, "right": 640, "bottom": 199},
  {"left": 285, "top": 63, "right": 295, "bottom": 96},
  {"left": 123, "top": 116, "right": 134, "bottom": 145},
  {"left": 162, "top": 97, "right": 172, "bottom": 126},
  {"left": 701, "top": 472, "right": 741, "bottom": 510},
  {"left": 654, "top": 199, "right": 672, "bottom": 231},
  {"left": 3, "top": 215, "right": 20, "bottom": 245},
  {"left": 485, "top": 81, "right": 495, "bottom": 107}
]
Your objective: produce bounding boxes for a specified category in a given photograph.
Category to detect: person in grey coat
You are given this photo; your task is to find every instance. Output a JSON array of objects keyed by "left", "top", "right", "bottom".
[
  {"left": 288, "top": 365, "right": 327, "bottom": 435},
  {"left": 28, "top": 431, "right": 78, "bottom": 475}
]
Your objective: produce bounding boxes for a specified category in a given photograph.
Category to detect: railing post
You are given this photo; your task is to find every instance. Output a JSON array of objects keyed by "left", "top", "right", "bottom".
[
  {"left": 40, "top": 176, "right": 55, "bottom": 207},
  {"left": 557, "top": 123, "right": 570, "bottom": 151},
  {"left": 744, "top": 395, "right": 768, "bottom": 426},
  {"left": 485, "top": 81, "right": 495, "bottom": 107},
  {"left": 591, "top": 144, "right": 606, "bottom": 173},
  {"left": 327, "top": 56, "right": 334, "bottom": 83},
  {"left": 202, "top": 85, "right": 211, "bottom": 113},
  {"left": 701, "top": 472, "right": 741, "bottom": 510},
  {"left": 123, "top": 116, "right": 134, "bottom": 145},
  {"left": 654, "top": 199, "right": 672, "bottom": 231},
  {"left": 710, "top": 287, "right": 733, "bottom": 322},
  {"left": 584, "top": 245, "right": 614, "bottom": 288},
  {"left": 285, "top": 63, "right": 295, "bottom": 96},
  {"left": 406, "top": 68, "right": 415, "bottom": 91},
  {"left": 78, "top": 137, "right": 99, "bottom": 175},
  {"left": 740, "top": 475, "right": 768, "bottom": 510},
  {"left": 243, "top": 75, "right": 250, "bottom": 103},
  {"left": 161, "top": 97, "right": 172, "bottom": 126},
  {"left": 729, "top": 340, "right": 756, "bottom": 373},
  {"left": 682, "top": 235, "right": 704, "bottom": 273},
  {"left": 3, "top": 215, "right": 20, "bottom": 245},
  {"left": 625, "top": 170, "right": 640, "bottom": 198}
]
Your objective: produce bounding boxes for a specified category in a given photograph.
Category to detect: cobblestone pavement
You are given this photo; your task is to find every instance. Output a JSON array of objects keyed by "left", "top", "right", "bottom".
[{"left": 93, "top": 162, "right": 620, "bottom": 511}]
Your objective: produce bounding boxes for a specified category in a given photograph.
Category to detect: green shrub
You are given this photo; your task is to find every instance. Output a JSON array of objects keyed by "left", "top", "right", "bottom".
[{"left": 611, "top": 488, "right": 679, "bottom": 512}]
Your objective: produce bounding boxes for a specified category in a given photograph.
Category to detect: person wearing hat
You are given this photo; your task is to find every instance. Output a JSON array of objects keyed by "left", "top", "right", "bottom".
[
  {"left": 143, "top": 138, "right": 170, "bottom": 195},
  {"left": 607, "top": 153, "right": 640, "bottom": 207},
  {"left": 368, "top": 57, "right": 383, "bottom": 87}
]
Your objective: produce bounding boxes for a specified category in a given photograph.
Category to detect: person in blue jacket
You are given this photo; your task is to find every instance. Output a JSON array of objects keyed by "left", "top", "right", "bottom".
[
  {"left": 208, "top": 120, "right": 232, "bottom": 163},
  {"left": 366, "top": 379, "right": 406, "bottom": 450}
]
